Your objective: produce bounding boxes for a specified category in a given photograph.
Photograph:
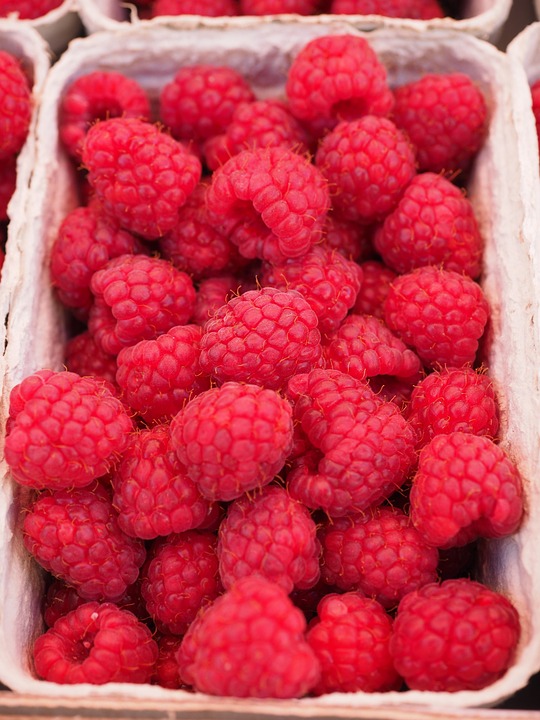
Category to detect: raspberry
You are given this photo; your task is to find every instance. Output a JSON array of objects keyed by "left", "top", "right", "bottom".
[
  {"left": 261, "top": 246, "right": 362, "bottom": 335},
  {"left": 59, "top": 71, "right": 151, "bottom": 159},
  {"left": 390, "top": 579, "right": 521, "bottom": 691},
  {"left": 307, "top": 593, "right": 399, "bottom": 694},
  {"left": 5, "top": 370, "right": 133, "bottom": 490},
  {"left": 239, "top": 0, "right": 318, "bottom": 12},
  {"left": 322, "top": 213, "right": 372, "bottom": 261},
  {"left": 392, "top": 73, "right": 488, "bottom": 175},
  {"left": 64, "top": 331, "right": 118, "bottom": 387},
  {"left": 352, "top": 260, "right": 396, "bottom": 318},
  {"left": 177, "top": 575, "right": 320, "bottom": 697},
  {"left": 152, "top": 0, "right": 238, "bottom": 13},
  {"left": 373, "top": 172, "right": 483, "bottom": 277},
  {"left": 82, "top": 117, "right": 202, "bottom": 240},
  {"left": 316, "top": 116, "right": 416, "bottom": 224},
  {"left": 170, "top": 382, "right": 294, "bottom": 501},
  {"left": 206, "top": 146, "right": 330, "bottom": 262},
  {"left": 286, "top": 35, "right": 393, "bottom": 132},
  {"left": 409, "top": 432, "right": 524, "bottom": 548},
  {"left": 50, "top": 205, "right": 143, "bottom": 316},
  {"left": 0, "top": 51, "right": 32, "bottom": 160},
  {"left": 33, "top": 602, "right": 157, "bottom": 685},
  {"left": 217, "top": 485, "right": 320, "bottom": 593},
  {"left": 407, "top": 366, "right": 499, "bottom": 448},
  {"left": 319, "top": 507, "right": 439, "bottom": 608},
  {"left": 141, "top": 531, "right": 221, "bottom": 635},
  {"left": 192, "top": 274, "right": 238, "bottom": 326},
  {"left": 330, "top": 0, "right": 444, "bottom": 16},
  {"left": 88, "top": 254, "right": 196, "bottom": 356},
  {"left": 0, "top": 0, "right": 62, "bottom": 18},
  {"left": 199, "top": 287, "right": 322, "bottom": 390},
  {"left": 154, "top": 635, "right": 184, "bottom": 689},
  {"left": 23, "top": 484, "right": 146, "bottom": 601},
  {"left": 0, "top": 154, "right": 16, "bottom": 221},
  {"left": 531, "top": 79, "right": 540, "bottom": 142},
  {"left": 384, "top": 266, "right": 490, "bottom": 369}
]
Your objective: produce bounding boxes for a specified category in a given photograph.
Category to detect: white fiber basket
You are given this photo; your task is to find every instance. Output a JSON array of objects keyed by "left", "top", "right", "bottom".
[{"left": 1, "top": 1, "right": 81, "bottom": 56}]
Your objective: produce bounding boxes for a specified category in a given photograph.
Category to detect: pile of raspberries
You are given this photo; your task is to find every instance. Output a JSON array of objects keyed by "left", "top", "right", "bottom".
[
  {"left": 0, "top": 0, "right": 64, "bottom": 19},
  {"left": 5, "top": 33, "right": 524, "bottom": 698}
]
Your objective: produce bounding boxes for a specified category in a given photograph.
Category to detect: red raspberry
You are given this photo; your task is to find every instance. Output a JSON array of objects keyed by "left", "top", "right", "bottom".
[
  {"left": 154, "top": 635, "right": 184, "bottom": 689},
  {"left": 319, "top": 507, "right": 439, "bottom": 609},
  {"left": 0, "top": 0, "right": 63, "bottom": 18},
  {"left": 316, "top": 116, "right": 416, "bottom": 224},
  {"left": 384, "top": 266, "right": 490, "bottom": 369},
  {"left": 217, "top": 485, "right": 320, "bottom": 593},
  {"left": 88, "top": 254, "right": 196, "bottom": 356},
  {"left": 5, "top": 370, "right": 133, "bottom": 490},
  {"left": 82, "top": 117, "right": 202, "bottom": 240},
  {"left": 64, "top": 331, "right": 118, "bottom": 387},
  {"left": 261, "top": 246, "right": 362, "bottom": 335},
  {"left": 0, "top": 154, "right": 16, "bottom": 221},
  {"left": 192, "top": 274, "right": 238, "bottom": 326},
  {"left": 390, "top": 579, "right": 520, "bottom": 691},
  {"left": 141, "top": 531, "right": 221, "bottom": 635},
  {"left": 23, "top": 485, "right": 146, "bottom": 601},
  {"left": 0, "top": 51, "right": 32, "bottom": 160},
  {"left": 111, "top": 424, "right": 212, "bottom": 539},
  {"left": 286, "top": 35, "right": 393, "bottom": 133},
  {"left": 59, "top": 71, "right": 151, "bottom": 159},
  {"left": 50, "top": 205, "right": 143, "bottom": 316},
  {"left": 410, "top": 432, "right": 524, "bottom": 548},
  {"left": 199, "top": 287, "right": 322, "bottom": 390},
  {"left": 392, "top": 73, "right": 488, "bottom": 174},
  {"left": 530, "top": 79, "right": 540, "bottom": 142},
  {"left": 307, "top": 593, "right": 399, "bottom": 694},
  {"left": 178, "top": 575, "right": 320, "bottom": 697},
  {"left": 407, "top": 366, "right": 499, "bottom": 448},
  {"left": 330, "top": 0, "right": 443, "bottom": 16},
  {"left": 33, "top": 602, "right": 157, "bottom": 685},
  {"left": 373, "top": 172, "right": 483, "bottom": 277},
  {"left": 352, "top": 260, "right": 397, "bottom": 318},
  {"left": 322, "top": 213, "right": 372, "bottom": 261},
  {"left": 206, "top": 146, "right": 330, "bottom": 262},
  {"left": 170, "top": 382, "right": 293, "bottom": 501},
  {"left": 239, "top": 0, "right": 318, "bottom": 12},
  {"left": 152, "top": 0, "right": 238, "bottom": 13}
]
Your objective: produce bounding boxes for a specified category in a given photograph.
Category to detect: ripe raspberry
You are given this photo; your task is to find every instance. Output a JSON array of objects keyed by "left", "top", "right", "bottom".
[
  {"left": 141, "top": 531, "right": 221, "bottom": 635},
  {"left": 286, "top": 35, "right": 393, "bottom": 133},
  {"left": 392, "top": 73, "right": 488, "bottom": 174},
  {"left": 218, "top": 485, "right": 320, "bottom": 593},
  {"left": 390, "top": 579, "right": 521, "bottom": 691},
  {"left": 384, "top": 265, "right": 490, "bottom": 369},
  {"left": 330, "top": 0, "right": 444, "bottom": 16},
  {"left": 154, "top": 635, "right": 184, "bottom": 689},
  {"left": 64, "top": 331, "right": 118, "bottom": 387},
  {"left": 170, "top": 382, "right": 294, "bottom": 501},
  {"left": 0, "top": 154, "right": 16, "bottom": 221},
  {"left": 88, "top": 254, "right": 196, "bottom": 356},
  {"left": 206, "top": 146, "right": 330, "bottom": 262},
  {"left": 373, "top": 172, "right": 483, "bottom": 277},
  {"left": 59, "top": 71, "right": 150, "bottom": 159},
  {"left": 23, "top": 485, "right": 146, "bottom": 601},
  {"left": 316, "top": 116, "right": 416, "bottom": 224},
  {"left": 111, "top": 424, "right": 212, "bottom": 539},
  {"left": 33, "top": 602, "right": 157, "bottom": 685},
  {"left": 82, "top": 117, "right": 202, "bottom": 240},
  {"left": 0, "top": 0, "right": 62, "bottom": 18},
  {"left": 152, "top": 0, "right": 238, "bottom": 14},
  {"left": 239, "top": 0, "right": 319, "bottom": 12},
  {"left": 352, "top": 260, "right": 396, "bottom": 318},
  {"left": 530, "top": 79, "right": 540, "bottom": 142},
  {"left": 322, "top": 213, "right": 372, "bottom": 261},
  {"left": 261, "top": 246, "right": 362, "bottom": 335},
  {"left": 0, "top": 51, "right": 32, "bottom": 160},
  {"left": 178, "top": 575, "right": 320, "bottom": 697},
  {"left": 407, "top": 366, "right": 499, "bottom": 448},
  {"left": 193, "top": 274, "right": 239, "bottom": 326},
  {"left": 410, "top": 432, "right": 524, "bottom": 548},
  {"left": 199, "top": 287, "right": 322, "bottom": 390},
  {"left": 307, "top": 593, "right": 399, "bottom": 694},
  {"left": 319, "top": 507, "right": 439, "bottom": 608},
  {"left": 5, "top": 370, "right": 133, "bottom": 490}
]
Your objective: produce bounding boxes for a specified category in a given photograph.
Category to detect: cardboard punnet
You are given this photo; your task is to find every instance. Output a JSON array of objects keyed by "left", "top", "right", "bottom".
[{"left": 0, "top": 2, "right": 81, "bottom": 56}]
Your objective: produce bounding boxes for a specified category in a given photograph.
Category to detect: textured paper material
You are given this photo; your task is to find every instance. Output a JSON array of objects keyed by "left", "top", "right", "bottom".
[
  {"left": 1, "top": 1, "right": 81, "bottom": 55},
  {"left": 0, "top": 22, "right": 539, "bottom": 711}
]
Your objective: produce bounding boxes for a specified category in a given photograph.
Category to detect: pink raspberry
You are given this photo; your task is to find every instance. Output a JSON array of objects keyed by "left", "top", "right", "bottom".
[
  {"left": 199, "top": 287, "right": 322, "bottom": 390},
  {"left": 5, "top": 370, "right": 133, "bottom": 490},
  {"left": 330, "top": 0, "right": 443, "bottom": 16},
  {"left": 33, "top": 602, "right": 157, "bottom": 685},
  {"left": 88, "top": 254, "right": 196, "bottom": 356},
  {"left": 141, "top": 531, "right": 221, "bottom": 635},
  {"left": 0, "top": 0, "right": 63, "bottom": 18},
  {"left": 152, "top": 0, "right": 238, "bottom": 13},
  {"left": 154, "top": 635, "right": 184, "bottom": 689},
  {"left": 239, "top": 0, "right": 319, "bottom": 12},
  {"left": 64, "top": 331, "right": 118, "bottom": 387},
  {"left": 82, "top": 117, "right": 201, "bottom": 240},
  {"left": 0, "top": 154, "right": 16, "bottom": 221},
  {"left": 409, "top": 432, "right": 524, "bottom": 548},
  {"left": 352, "top": 260, "right": 397, "bottom": 318},
  {"left": 286, "top": 35, "right": 393, "bottom": 133},
  {"left": 307, "top": 593, "right": 399, "bottom": 694},
  {"left": 322, "top": 213, "right": 372, "bottom": 261},
  {"left": 59, "top": 71, "right": 150, "bottom": 159},
  {"left": 170, "top": 382, "right": 293, "bottom": 501},
  {"left": 392, "top": 73, "right": 488, "bottom": 174},
  {"left": 319, "top": 507, "right": 439, "bottom": 608},
  {"left": 0, "top": 51, "right": 32, "bottom": 160},
  {"left": 217, "top": 485, "right": 320, "bottom": 593},
  {"left": 530, "top": 79, "right": 540, "bottom": 143},
  {"left": 316, "top": 116, "right": 416, "bottom": 224},
  {"left": 390, "top": 579, "right": 520, "bottom": 691},
  {"left": 205, "top": 146, "right": 330, "bottom": 262},
  {"left": 23, "top": 484, "right": 146, "bottom": 601},
  {"left": 192, "top": 274, "right": 238, "bottom": 326},
  {"left": 178, "top": 575, "right": 320, "bottom": 697},
  {"left": 384, "top": 265, "right": 490, "bottom": 369},
  {"left": 373, "top": 172, "right": 483, "bottom": 277}
]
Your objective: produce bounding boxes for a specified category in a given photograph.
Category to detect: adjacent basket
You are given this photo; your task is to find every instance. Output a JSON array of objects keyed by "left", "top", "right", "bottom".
[
  {"left": 0, "top": 21, "right": 539, "bottom": 714},
  {"left": 1, "top": 2, "right": 81, "bottom": 56}
]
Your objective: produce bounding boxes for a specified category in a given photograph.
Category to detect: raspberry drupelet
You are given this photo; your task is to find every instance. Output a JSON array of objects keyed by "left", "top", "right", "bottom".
[
  {"left": 64, "top": 331, "right": 119, "bottom": 387},
  {"left": 0, "top": 51, "right": 32, "bottom": 160},
  {"left": 352, "top": 260, "right": 397, "bottom": 318},
  {"left": 330, "top": 0, "right": 444, "bottom": 16},
  {"left": 0, "top": 0, "right": 63, "bottom": 18},
  {"left": 152, "top": 0, "right": 239, "bottom": 14},
  {"left": 192, "top": 274, "right": 239, "bottom": 326},
  {"left": 239, "top": 0, "right": 319, "bottom": 13}
]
